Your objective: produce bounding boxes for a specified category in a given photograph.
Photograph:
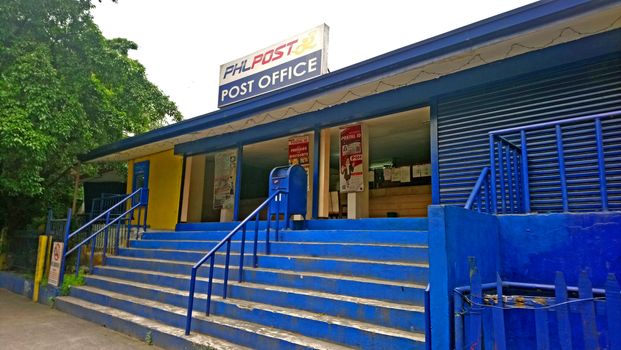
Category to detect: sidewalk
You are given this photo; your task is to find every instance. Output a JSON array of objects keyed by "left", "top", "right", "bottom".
[{"left": 0, "top": 288, "right": 162, "bottom": 349}]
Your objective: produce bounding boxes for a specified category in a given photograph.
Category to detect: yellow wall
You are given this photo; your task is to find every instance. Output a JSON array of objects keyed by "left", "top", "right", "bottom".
[{"left": 127, "top": 149, "right": 183, "bottom": 230}]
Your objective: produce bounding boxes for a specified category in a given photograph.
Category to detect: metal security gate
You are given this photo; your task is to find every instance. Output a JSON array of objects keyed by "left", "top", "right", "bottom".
[{"left": 437, "top": 54, "right": 621, "bottom": 212}]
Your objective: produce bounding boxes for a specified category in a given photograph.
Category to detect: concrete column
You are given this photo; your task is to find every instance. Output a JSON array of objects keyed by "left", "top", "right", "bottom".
[
  {"left": 318, "top": 129, "right": 331, "bottom": 218},
  {"left": 180, "top": 158, "right": 192, "bottom": 222},
  {"left": 305, "top": 133, "right": 314, "bottom": 220},
  {"left": 186, "top": 155, "right": 207, "bottom": 222},
  {"left": 347, "top": 124, "right": 369, "bottom": 219},
  {"left": 220, "top": 208, "right": 233, "bottom": 222}
]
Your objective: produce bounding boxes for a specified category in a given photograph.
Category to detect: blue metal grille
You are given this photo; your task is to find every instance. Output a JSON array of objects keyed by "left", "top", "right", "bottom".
[{"left": 437, "top": 56, "right": 621, "bottom": 212}]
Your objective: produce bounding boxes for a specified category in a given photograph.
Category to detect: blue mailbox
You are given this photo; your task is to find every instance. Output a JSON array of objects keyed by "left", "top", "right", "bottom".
[{"left": 269, "top": 165, "right": 307, "bottom": 220}]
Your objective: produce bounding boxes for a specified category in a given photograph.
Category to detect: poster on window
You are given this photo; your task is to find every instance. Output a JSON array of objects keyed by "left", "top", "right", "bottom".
[
  {"left": 213, "top": 149, "right": 237, "bottom": 209},
  {"left": 288, "top": 135, "right": 310, "bottom": 169},
  {"left": 340, "top": 124, "right": 364, "bottom": 193}
]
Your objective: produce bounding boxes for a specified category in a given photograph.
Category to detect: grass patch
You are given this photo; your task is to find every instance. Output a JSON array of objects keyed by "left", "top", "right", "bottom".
[{"left": 60, "top": 269, "right": 86, "bottom": 296}]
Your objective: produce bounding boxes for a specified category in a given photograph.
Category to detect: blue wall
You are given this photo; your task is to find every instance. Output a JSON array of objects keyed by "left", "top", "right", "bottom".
[
  {"left": 498, "top": 212, "right": 621, "bottom": 288},
  {"left": 428, "top": 205, "right": 500, "bottom": 350},
  {"left": 0, "top": 271, "right": 58, "bottom": 305},
  {"left": 428, "top": 207, "right": 621, "bottom": 348}
]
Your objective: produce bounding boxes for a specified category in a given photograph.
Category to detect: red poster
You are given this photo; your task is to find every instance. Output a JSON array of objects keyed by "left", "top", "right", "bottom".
[
  {"left": 288, "top": 135, "right": 310, "bottom": 167},
  {"left": 340, "top": 124, "right": 364, "bottom": 192}
]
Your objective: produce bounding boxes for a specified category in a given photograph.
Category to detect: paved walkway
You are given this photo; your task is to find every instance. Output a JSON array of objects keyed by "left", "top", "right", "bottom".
[{"left": 0, "top": 289, "right": 162, "bottom": 349}]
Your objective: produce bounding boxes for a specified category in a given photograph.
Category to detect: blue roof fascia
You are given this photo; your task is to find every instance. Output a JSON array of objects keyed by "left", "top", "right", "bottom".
[
  {"left": 174, "top": 29, "right": 621, "bottom": 156},
  {"left": 82, "top": 0, "right": 617, "bottom": 161}
]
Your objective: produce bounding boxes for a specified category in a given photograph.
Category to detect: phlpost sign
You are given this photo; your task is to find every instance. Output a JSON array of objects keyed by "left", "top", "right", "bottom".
[{"left": 218, "top": 24, "right": 329, "bottom": 107}]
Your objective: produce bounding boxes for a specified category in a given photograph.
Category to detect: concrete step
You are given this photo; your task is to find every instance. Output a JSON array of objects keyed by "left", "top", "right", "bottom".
[
  {"left": 86, "top": 272, "right": 425, "bottom": 332},
  {"left": 73, "top": 281, "right": 425, "bottom": 348},
  {"left": 128, "top": 240, "right": 428, "bottom": 263},
  {"left": 117, "top": 248, "right": 428, "bottom": 283},
  {"left": 59, "top": 289, "right": 354, "bottom": 350},
  {"left": 54, "top": 296, "right": 251, "bottom": 350},
  {"left": 100, "top": 257, "right": 426, "bottom": 305},
  {"left": 175, "top": 218, "right": 428, "bottom": 232},
  {"left": 143, "top": 229, "right": 428, "bottom": 245}
]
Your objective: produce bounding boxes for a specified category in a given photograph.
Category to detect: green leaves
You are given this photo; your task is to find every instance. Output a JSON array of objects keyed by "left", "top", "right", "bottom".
[{"left": 0, "top": 0, "right": 181, "bottom": 231}]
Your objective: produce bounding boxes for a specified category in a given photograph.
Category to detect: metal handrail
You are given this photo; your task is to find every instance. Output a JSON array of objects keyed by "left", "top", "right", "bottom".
[
  {"left": 58, "top": 188, "right": 148, "bottom": 286},
  {"left": 69, "top": 188, "right": 143, "bottom": 239},
  {"left": 466, "top": 110, "right": 620, "bottom": 214},
  {"left": 184, "top": 190, "right": 288, "bottom": 335},
  {"left": 464, "top": 167, "right": 491, "bottom": 212}
]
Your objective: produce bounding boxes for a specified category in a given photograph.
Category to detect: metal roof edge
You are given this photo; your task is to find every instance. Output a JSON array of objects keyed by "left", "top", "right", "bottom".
[{"left": 81, "top": 0, "right": 617, "bottom": 162}]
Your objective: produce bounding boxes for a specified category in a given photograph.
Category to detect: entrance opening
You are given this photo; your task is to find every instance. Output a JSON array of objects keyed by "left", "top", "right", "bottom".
[
  {"left": 180, "top": 153, "right": 221, "bottom": 222},
  {"left": 240, "top": 136, "right": 289, "bottom": 218},
  {"left": 327, "top": 106, "right": 431, "bottom": 218},
  {"left": 240, "top": 133, "right": 314, "bottom": 219}
]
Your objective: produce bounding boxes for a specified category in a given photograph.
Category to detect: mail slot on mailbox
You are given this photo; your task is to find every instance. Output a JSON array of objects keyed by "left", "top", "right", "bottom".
[{"left": 269, "top": 165, "right": 307, "bottom": 222}]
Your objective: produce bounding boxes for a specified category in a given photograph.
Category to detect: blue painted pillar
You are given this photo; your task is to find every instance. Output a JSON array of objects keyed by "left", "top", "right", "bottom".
[
  {"left": 233, "top": 145, "right": 243, "bottom": 221},
  {"left": 312, "top": 128, "right": 320, "bottom": 219},
  {"left": 430, "top": 101, "right": 440, "bottom": 205},
  {"left": 427, "top": 205, "right": 451, "bottom": 350}
]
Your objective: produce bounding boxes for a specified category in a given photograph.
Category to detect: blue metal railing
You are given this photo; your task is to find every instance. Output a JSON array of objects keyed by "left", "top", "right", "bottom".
[
  {"left": 58, "top": 188, "right": 148, "bottom": 286},
  {"left": 466, "top": 110, "right": 620, "bottom": 214},
  {"left": 89, "top": 193, "right": 127, "bottom": 220},
  {"left": 454, "top": 260, "right": 621, "bottom": 349},
  {"left": 185, "top": 190, "right": 288, "bottom": 335},
  {"left": 464, "top": 167, "right": 493, "bottom": 213}
]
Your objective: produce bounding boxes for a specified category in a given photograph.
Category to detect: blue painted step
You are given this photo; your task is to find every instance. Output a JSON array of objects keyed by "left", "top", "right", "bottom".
[
  {"left": 54, "top": 296, "right": 249, "bottom": 350},
  {"left": 117, "top": 248, "right": 428, "bottom": 283},
  {"left": 130, "top": 239, "right": 429, "bottom": 261},
  {"left": 86, "top": 271, "right": 424, "bottom": 332},
  {"left": 143, "top": 229, "right": 428, "bottom": 245},
  {"left": 103, "top": 256, "right": 425, "bottom": 305},
  {"left": 176, "top": 218, "right": 428, "bottom": 232},
  {"left": 70, "top": 285, "right": 425, "bottom": 349},
  {"left": 64, "top": 287, "right": 353, "bottom": 350}
]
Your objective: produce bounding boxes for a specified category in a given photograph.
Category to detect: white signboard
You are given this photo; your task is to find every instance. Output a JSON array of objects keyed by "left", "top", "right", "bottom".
[
  {"left": 218, "top": 24, "right": 329, "bottom": 107},
  {"left": 48, "top": 242, "right": 64, "bottom": 287}
]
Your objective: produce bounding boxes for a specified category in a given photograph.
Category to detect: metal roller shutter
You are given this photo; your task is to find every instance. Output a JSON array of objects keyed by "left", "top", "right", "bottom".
[{"left": 437, "top": 55, "right": 621, "bottom": 212}]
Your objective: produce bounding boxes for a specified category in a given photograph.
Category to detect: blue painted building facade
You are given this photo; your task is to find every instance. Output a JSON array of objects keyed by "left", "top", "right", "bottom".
[{"left": 72, "top": 1, "right": 621, "bottom": 348}]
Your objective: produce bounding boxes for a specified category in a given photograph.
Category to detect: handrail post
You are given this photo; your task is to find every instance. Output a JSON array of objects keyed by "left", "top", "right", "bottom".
[
  {"left": 275, "top": 196, "right": 280, "bottom": 242},
  {"left": 114, "top": 216, "right": 122, "bottom": 254},
  {"left": 223, "top": 240, "right": 231, "bottom": 299},
  {"left": 253, "top": 215, "right": 259, "bottom": 268},
  {"left": 206, "top": 255, "right": 215, "bottom": 316},
  {"left": 520, "top": 130, "right": 530, "bottom": 213},
  {"left": 89, "top": 236, "right": 96, "bottom": 273},
  {"left": 512, "top": 148, "right": 521, "bottom": 213},
  {"left": 102, "top": 211, "right": 111, "bottom": 265},
  {"left": 595, "top": 118, "right": 609, "bottom": 211},
  {"left": 489, "top": 135, "right": 497, "bottom": 214},
  {"left": 142, "top": 188, "right": 149, "bottom": 232},
  {"left": 185, "top": 268, "right": 197, "bottom": 335},
  {"left": 238, "top": 226, "right": 247, "bottom": 283},
  {"left": 555, "top": 125, "right": 569, "bottom": 212},
  {"left": 497, "top": 141, "right": 506, "bottom": 213},
  {"left": 505, "top": 146, "right": 514, "bottom": 213},
  {"left": 265, "top": 207, "right": 271, "bottom": 255},
  {"left": 59, "top": 208, "right": 72, "bottom": 287}
]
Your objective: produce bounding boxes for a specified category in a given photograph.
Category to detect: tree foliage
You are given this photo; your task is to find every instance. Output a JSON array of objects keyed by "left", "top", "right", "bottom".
[{"left": 0, "top": 0, "right": 181, "bottom": 233}]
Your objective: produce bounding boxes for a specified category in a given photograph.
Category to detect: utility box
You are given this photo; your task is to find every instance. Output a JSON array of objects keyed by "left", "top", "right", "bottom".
[{"left": 269, "top": 165, "right": 307, "bottom": 220}]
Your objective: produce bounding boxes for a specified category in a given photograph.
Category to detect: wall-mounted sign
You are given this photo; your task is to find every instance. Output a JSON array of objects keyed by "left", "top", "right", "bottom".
[
  {"left": 340, "top": 124, "right": 364, "bottom": 193},
  {"left": 218, "top": 24, "right": 329, "bottom": 107},
  {"left": 213, "top": 150, "right": 237, "bottom": 210},
  {"left": 48, "top": 242, "right": 63, "bottom": 287}
]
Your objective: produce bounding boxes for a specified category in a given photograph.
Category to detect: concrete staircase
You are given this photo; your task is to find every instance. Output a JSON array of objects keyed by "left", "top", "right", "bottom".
[{"left": 55, "top": 218, "right": 429, "bottom": 349}]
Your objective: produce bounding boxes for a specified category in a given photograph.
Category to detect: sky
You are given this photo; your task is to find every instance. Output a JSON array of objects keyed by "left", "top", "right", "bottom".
[{"left": 91, "top": 0, "right": 535, "bottom": 119}]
